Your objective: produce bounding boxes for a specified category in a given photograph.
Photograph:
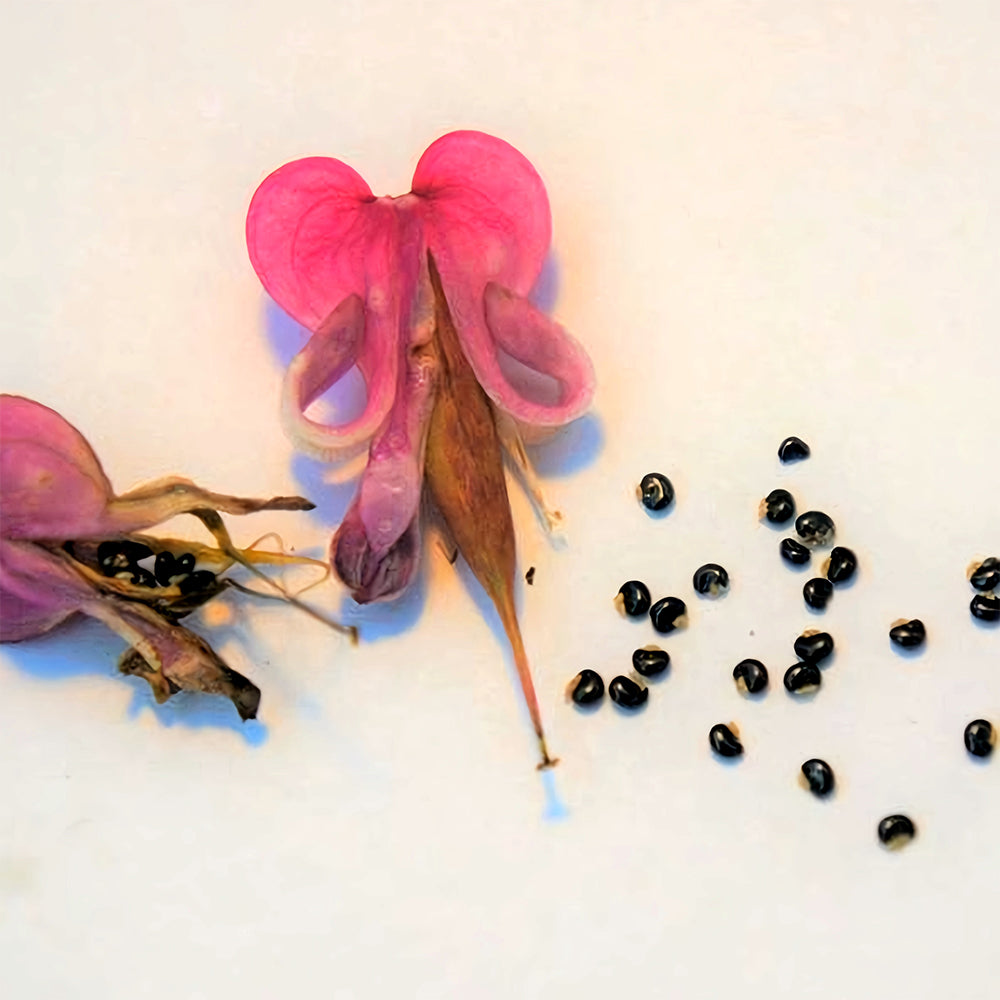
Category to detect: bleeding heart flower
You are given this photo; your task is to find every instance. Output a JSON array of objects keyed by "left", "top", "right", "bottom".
[
  {"left": 0, "top": 394, "right": 352, "bottom": 719},
  {"left": 246, "top": 131, "right": 596, "bottom": 766}
]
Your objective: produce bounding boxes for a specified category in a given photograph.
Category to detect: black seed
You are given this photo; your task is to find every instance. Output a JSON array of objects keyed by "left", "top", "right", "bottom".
[
  {"left": 794, "top": 630, "right": 834, "bottom": 664},
  {"left": 609, "top": 675, "right": 648, "bottom": 708},
  {"left": 803, "top": 578, "right": 833, "bottom": 610},
  {"left": 784, "top": 662, "right": 821, "bottom": 693},
  {"left": 632, "top": 647, "right": 670, "bottom": 677},
  {"left": 525, "top": 566, "right": 535, "bottom": 585},
  {"left": 569, "top": 669, "right": 604, "bottom": 705},
  {"left": 175, "top": 552, "right": 195, "bottom": 575},
  {"left": 692, "top": 563, "right": 729, "bottom": 597},
  {"left": 795, "top": 510, "right": 835, "bottom": 546},
  {"left": 733, "top": 658, "right": 768, "bottom": 694},
  {"left": 709, "top": 723, "right": 743, "bottom": 757},
  {"left": 780, "top": 538, "right": 811, "bottom": 566},
  {"left": 889, "top": 619, "right": 926, "bottom": 648},
  {"left": 97, "top": 540, "right": 153, "bottom": 575},
  {"left": 970, "top": 594, "right": 1000, "bottom": 622},
  {"left": 178, "top": 570, "right": 217, "bottom": 595},
  {"left": 649, "top": 596, "right": 687, "bottom": 633},
  {"left": 762, "top": 488, "right": 796, "bottom": 524},
  {"left": 964, "top": 719, "right": 994, "bottom": 757},
  {"left": 153, "top": 550, "right": 177, "bottom": 585},
  {"left": 617, "top": 580, "right": 651, "bottom": 617},
  {"left": 970, "top": 557, "right": 1000, "bottom": 591},
  {"left": 129, "top": 568, "right": 157, "bottom": 588},
  {"left": 778, "top": 436, "right": 810, "bottom": 463},
  {"left": 801, "top": 758, "right": 835, "bottom": 796},
  {"left": 878, "top": 814, "right": 916, "bottom": 848},
  {"left": 638, "top": 472, "right": 674, "bottom": 511},
  {"left": 826, "top": 546, "right": 857, "bottom": 584}
]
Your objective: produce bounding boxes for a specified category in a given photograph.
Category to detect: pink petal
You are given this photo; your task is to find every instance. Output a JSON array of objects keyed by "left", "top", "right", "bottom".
[
  {"left": 412, "top": 131, "right": 551, "bottom": 295},
  {"left": 479, "top": 283, "right": 595, "bottom": 425},
  {"left": 0, "top": 395, "right": 114, "bottom": 540},
  {"left": 246, "top": 156, "right": 375, "bottom": 331}
]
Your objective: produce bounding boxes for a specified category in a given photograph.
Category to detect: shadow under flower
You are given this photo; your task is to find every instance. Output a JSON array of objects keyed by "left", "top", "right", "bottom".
[{"left": 2, "top": 616, "right": 268, "bottom": 745}]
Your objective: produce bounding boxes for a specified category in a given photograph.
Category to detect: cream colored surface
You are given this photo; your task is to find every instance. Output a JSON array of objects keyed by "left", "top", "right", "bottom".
[{"left": 2, "top": 2, "right": 999, "bottom": 997}]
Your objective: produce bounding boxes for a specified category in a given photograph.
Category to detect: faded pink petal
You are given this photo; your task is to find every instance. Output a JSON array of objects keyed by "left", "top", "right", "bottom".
[
  {"left": 0, "top": 539, "right": 84, "bottom": 639},
  {"left": 1, "top": 395, "right": 115, "bottom": 540}
]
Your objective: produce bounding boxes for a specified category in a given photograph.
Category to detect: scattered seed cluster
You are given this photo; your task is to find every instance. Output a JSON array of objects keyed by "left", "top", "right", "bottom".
[{"left": 569, "top": 436, "right": 997, "bottom": 850}]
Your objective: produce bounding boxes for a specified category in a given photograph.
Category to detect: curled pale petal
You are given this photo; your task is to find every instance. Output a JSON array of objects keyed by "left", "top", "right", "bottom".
[
  {"left": 1, "top": 395, "right": 114, "bottom": 540},
  {"left": 480, "top": 283, "right": 595, "bottom": 425},
  {"left": 331, "top": 497, "right": 421, "bottom": 604},
  {"left": 280, "top": 293, "right": 394, "bottom": 460}
]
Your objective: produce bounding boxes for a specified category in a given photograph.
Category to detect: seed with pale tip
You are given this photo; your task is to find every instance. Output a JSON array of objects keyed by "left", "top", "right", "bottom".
[
  {"left": 709, "top": 723, "right": 743, "bottom": 757},
  {"left": 733, "top": 658, "right": 768, "bottom": 694},
  {"left": 632, "top": 647, "right": 670, "bottom": 677},
  {"left": 649, "top": 596, "right": 687, "bottom": 633},
  {"left": 878, "top": 814, "right": 916, "bottom": 849},
  {"left": 568, "top": 669, "right": 604, "bottom": 705},
  {"left": 784, "top": 662, "right": 821, "bottom": 693},
  {"left": 638, "top": 473, "right": 674, "bottom": 512},
  {"left": 889, "top": 619, "right": 925, "bottom": 648},
  {"left": 801, "top": 759, "right": 835, "bottom": 796},
  {"left": 970, "top": 594, "right": 1000, "bottom": 622},
  {"left": 616, "top": 580, "right": 651, "bottom": 617},
  {"left": 609, "top": 675, "right": 648, "bottom": 708},
  {"left": 794, "top": 630, "right": 834, "bottom": 664}
]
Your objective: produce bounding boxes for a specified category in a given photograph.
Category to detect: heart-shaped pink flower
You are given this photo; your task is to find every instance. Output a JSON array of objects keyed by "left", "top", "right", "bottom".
[{"left": 247, "top": 130, "right": 595, "bottom": 604}]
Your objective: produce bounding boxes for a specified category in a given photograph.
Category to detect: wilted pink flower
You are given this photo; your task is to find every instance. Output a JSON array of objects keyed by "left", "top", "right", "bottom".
[{"left": 0, "top": 394, "right": 347, "bottom": 719}]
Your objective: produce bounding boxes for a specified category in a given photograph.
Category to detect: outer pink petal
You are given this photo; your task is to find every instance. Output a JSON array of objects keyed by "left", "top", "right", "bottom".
[
  {"left": 480, "top": 283, "right": 595, "bottom": 425},
  {"left": 246, "top": 156, "right": 375, "bottom": 331},
  {"left": 413, "top": 130, "right": 551, "bottom": 295},
  {"left": 0, "top": 395, "right": 114, "bottom": 540}
]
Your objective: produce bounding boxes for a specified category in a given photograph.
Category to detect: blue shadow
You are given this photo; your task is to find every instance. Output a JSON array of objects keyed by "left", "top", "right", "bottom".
[
  {"left": 4, "top": 616, "right": 268, "bottom": 745},
  {"left": 528, "top": 412, "right": 605, "bottom": 478},
  {"left": 265, "top": 297, "right": 310, "bottom": 369},
  {"left": 540, "top": 767, "right": 570, "bottom": 821},
  {"left": 529, "top": 251, "right": 560, "bottom": 313}
]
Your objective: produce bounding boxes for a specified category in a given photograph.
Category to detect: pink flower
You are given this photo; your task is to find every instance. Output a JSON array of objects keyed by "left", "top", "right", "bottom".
[
  {"left": 246, "top": 130, "right": 595, "bottom": 604},
  {"left": 0, "top": 394, "right": 346, "bottom": 719}
]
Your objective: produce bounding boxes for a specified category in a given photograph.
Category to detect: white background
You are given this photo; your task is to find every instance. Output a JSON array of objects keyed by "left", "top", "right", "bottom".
[{"left": 3, "top": 1, "right": 1000, "bottom": 996}]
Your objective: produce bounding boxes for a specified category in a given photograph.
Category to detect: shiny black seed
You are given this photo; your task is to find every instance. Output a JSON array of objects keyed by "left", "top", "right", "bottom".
[
  {"left": 525, "top": 566, "right": 535, "bottom": 586},
  {"left": 692, "top": 563, "right": 729, "bottom": 597},
  {"left": 784, "top": 662, "right": 821, "bottom": 693},
  {"left": 569, "top": 669, "right": 604, "bottom": 705},
  {"left": 795, "top": 510, "right": 835, "bottom": 546},
  {"left": 794, "top": 631, "right": 834, "bottom": 664},
  {"left": 971, "top": 594, "right": 1000, "bottom": 622},
  {"left": 964, "top": 719, "right": 994, "bottom": 757},
  {"left": 639, "top": 472, "right": 674, "bottom": 511},
  {"left": 649, "top": 596, "right": 687, "bottom": 633},
  {"left": 970, "top": 557, "right": 1000, "bottom": 591},
  {"left": 826, "top": 546, "right": 857, "bottom": 584},
  {"left": 153, "top": 551, "right": 177, "bottom": 585},
  {"left": 632, "top": 646, "right": 670, "bottom": 677},
  {"left": 778, "top": 436, "right": 810, "bottom": 463},
  {"left": 763, "top": 488, "right": 796, "bottom": 524},
  {"left": 129, "top": 568, "right": 157, "bottom": 588},
  {"left": 801, "top": 758, "right": 835, "bottom": 796},
  {"left": 175, "top": 552, "right": 195, "bottom": 574},
  {"left": 889, "top": 619, "right": 926, "bottom": 648},
  {"left": 178, "top": 570, "right": 217, "bottom": 595},
  {"left": 780, "top": 538, "right": 811, "bottom": 566},
  {"left": 803, "top": 578, "right": 833, "bottom": 610},
  {"left": 709, "top": 723, "right": 743, "bottom": 757},
  {"left": 617, "top": 580, "right": 651, "bottom": 617},
  {"left": 878, "top": 814, "right": 916, "bottom": 848},
  {"left": 97, "top": 540, "right": 154, "bottom": 575},
  {"left": 609, "top": 675, "right": 648, "bottom": 708},
  {"left": 733, "top": 658, "right": 768, "bottom": 694}
]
